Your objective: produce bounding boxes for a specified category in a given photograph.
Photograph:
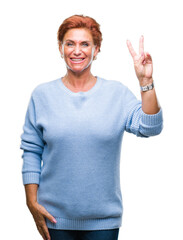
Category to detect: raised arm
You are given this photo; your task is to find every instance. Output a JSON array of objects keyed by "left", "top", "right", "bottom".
[
  {"left": 124, "top": 36, "right": 163, "bottom": 137},
  {"left": 126, "top": 35, "right": 161, "bottom": 114}
]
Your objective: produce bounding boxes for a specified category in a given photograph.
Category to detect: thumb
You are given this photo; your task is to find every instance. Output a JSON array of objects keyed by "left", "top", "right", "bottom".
[{"left": 40, "top": 205, "right": 57, "bottom": 224}]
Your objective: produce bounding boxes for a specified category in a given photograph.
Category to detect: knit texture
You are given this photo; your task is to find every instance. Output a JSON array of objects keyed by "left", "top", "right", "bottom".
[{"left": 20, "top": 76, "right": 163, "bottom": 230}]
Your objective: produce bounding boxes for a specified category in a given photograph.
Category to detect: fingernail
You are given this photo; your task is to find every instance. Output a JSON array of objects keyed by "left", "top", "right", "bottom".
[{"left": 53, "top": 218, "right": 57, "bottom": 223}]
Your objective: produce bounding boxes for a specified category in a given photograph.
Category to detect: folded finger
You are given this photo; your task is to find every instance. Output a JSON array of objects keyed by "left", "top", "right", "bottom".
[
  {"left": 37, "top": 225, "right": 47, "bottom": 240},
  {"left": 146, "top": 52, "right": 152, "bottom": 61},
  {"left": 42, "top": 224, "right": 51, "bottom": 240}
]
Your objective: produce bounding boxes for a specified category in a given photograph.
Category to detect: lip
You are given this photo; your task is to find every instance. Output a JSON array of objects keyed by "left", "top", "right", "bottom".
[{"left": 69, "top": 58, "right": 86, "bottom": 64}]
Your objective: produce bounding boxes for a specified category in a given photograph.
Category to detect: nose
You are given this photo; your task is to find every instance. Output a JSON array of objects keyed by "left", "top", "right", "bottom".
[{"left": 73, "top": 43, "right": 81, "bottom": 55}]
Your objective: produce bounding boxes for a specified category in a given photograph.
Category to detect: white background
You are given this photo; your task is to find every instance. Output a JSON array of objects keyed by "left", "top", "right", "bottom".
[{"left": 0, "top": 0, "right": 182, "bottom": 239}]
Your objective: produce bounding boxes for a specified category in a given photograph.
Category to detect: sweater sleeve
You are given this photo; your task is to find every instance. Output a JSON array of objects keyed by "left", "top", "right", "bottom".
[
  {"left": 20, "top": 93, "right": 45, "bottom": 185},
  {"left": 124, "top": 86, "right": 163, "bottom": 137}
]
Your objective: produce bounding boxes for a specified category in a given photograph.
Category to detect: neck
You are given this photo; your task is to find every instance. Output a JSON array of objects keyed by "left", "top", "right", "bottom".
[{"left": 63, "top": 69, "right": 96, "bottom": 89}]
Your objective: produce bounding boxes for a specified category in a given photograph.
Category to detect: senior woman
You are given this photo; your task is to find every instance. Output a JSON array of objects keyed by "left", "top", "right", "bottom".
[{"left": 20, "top": 14, "right": 163, "bottom": 240}]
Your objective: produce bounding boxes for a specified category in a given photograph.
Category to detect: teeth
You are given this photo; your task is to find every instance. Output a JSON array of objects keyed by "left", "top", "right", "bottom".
[{"left": 71, "top": 58, "right": 84, "bottom": 61}]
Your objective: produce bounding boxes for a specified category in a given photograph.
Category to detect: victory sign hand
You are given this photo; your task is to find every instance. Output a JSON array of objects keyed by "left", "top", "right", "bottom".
[{"left": 126, "top": 35, "right": 153, "bottom": 86}]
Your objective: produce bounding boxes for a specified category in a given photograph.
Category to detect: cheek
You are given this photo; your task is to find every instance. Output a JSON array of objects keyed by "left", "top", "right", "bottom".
[
  {"left": 64, "top": 49, "right": 72, "bottom": 56},
  {"left": 83, "top": 49, "right": 93, "bottom": 58}
]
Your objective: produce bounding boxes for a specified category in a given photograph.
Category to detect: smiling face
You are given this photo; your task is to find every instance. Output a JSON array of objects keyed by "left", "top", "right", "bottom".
[{"left": 60, "top": 28, "right": 99, "bottom": 73}]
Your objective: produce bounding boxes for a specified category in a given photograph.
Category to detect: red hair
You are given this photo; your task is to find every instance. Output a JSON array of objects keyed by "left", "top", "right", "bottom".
[{"left": 57, "top": 14, "right": 103, "bottom": 52}]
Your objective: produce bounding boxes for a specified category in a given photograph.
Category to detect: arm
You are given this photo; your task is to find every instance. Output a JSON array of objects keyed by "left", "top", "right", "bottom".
[
  {"left": 24, "top": 183, "right": 56, "bottom": 240},
  {"left": 24, "top": 184, "right": 38, "bottom": 208},
  {"left": 125, "top": 35, "right": 163, "bottom": 137},
  {"left": 126, "top": 35, "right": 162, "bottom": 114},
  {"left": 124, "top": 86, "right": 163, "bottom": 137},
  {"left": 20, "top": 93, "right": 56, "bottom": 240},
  {"left": 140, "top": 78, "right": 161, "bottom": 114},
  {"left": 20, "top": 94, "right": 44, "bottom": 185}
]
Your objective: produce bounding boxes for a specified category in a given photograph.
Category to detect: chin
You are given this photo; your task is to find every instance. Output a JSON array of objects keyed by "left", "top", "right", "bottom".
[
  {"left": 67, "top": 64, "right": 90, "bottom": 73},
  {"left": 65, "top": 58, "right": 92, "bottom": 73},
  {"left": 70, "top": 68, "right": 87, "bottom": 73}
]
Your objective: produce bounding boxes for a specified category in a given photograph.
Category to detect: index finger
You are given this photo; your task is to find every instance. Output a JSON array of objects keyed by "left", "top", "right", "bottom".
[{"left": 126, "top": 40, "right": 137, "bottom": 58}]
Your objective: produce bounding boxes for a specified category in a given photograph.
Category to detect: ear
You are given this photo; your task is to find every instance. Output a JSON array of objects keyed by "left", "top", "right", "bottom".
[
  {"left": 59, "top": 43, "right": 63, "bottom": 56},
  {"left": 93, "top": 45, "right": 100, "bottom": 59}
]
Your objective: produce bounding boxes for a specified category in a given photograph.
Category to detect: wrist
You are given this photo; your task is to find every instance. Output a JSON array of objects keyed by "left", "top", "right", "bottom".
[
  {"left": 139, "top": 77, "right": 153, "bottom": 87},
  {"left": 26, "top": 199, "right": 37, "bottom": 209},
  {"left": 140, "top": 81, "right": 154, "bottom": 92}
]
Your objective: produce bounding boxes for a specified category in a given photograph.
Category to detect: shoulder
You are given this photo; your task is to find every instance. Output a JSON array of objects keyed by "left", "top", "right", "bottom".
[
  {"left": 100, "top": 76, "right": 128, "bottom": 93},
  {"left": 99, "top": 77, "right": 137, "bottom": 102},
  {"left": 31, "top": 78, "right": 59, "bottom": 98}
]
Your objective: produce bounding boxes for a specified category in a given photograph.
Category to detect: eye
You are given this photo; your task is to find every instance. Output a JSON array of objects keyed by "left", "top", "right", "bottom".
[
  {"left": 82, "top": 42, "right": 89, "bottom": 47},
  {"left": 66, "top": 42, "right": 73, "bottom": 46}
]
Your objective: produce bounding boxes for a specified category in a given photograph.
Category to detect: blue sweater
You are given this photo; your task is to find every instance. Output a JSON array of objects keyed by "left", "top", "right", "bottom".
[{"left": 20, "top": 76, "right": 163, "bottom": 230}]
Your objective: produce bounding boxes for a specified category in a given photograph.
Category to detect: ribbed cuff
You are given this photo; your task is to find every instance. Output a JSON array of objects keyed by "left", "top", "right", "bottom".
[
  {"left": 46, "top": 215, "right": 122, "bottom": 230},
  {"left": 141, "top": 107, "right": 163, "bottom": 126},
  {"left": 22, "top": 172, "right": 40, "bottom": 185}
]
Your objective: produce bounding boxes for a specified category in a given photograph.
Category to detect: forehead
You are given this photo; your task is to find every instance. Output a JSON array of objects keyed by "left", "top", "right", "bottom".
[{"left": 63, "top": 28, "right": 93, "bottom": 42}]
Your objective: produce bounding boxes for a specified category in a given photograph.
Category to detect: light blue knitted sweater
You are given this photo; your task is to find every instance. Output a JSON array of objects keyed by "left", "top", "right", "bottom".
[{"left": 20, "top": 76, "right": 163, "bottom": 230}]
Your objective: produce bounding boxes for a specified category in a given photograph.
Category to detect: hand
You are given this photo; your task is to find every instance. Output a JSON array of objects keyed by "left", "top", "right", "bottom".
[
  {"left": 27, "top": 202, "right": 57, "bottom": 240},
  {"left": 126, "top": 35, "right": 153, "bottom": 86}
]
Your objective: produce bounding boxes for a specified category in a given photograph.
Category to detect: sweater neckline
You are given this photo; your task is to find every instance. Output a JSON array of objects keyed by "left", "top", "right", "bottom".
[{"left": 57, "top": 76, "right": 102, "bottom": 97}]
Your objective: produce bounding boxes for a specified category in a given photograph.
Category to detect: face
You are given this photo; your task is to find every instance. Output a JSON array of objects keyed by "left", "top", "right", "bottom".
[{"left": 60, "top": 28, "right": 99, "bottom": 73}]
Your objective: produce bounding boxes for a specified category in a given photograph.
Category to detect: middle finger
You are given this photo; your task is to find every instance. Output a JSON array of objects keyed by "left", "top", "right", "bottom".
[
  {"left": 37, "top": 225, "right": 47, "bottom": 240},
  {"left": 139, "top": 35, "right": 144, "bottom": 55},
  {"left": 42, "top": 224, "right": 51, "bottom": 240}
]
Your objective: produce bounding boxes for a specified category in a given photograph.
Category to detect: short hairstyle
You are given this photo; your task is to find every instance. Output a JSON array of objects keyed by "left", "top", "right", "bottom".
[{"left": 57, "top": 14, "right": 103, "bottom": 52}]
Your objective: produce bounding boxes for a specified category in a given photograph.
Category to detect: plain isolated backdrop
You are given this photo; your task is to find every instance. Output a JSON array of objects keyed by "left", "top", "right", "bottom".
[{"left": 0, "top": 0, "right": 182, "bottom": 239}]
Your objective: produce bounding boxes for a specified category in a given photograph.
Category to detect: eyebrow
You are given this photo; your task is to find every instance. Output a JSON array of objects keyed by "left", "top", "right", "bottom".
[{"left": 65, "top": 39, "right": 91, "bottom": 43}]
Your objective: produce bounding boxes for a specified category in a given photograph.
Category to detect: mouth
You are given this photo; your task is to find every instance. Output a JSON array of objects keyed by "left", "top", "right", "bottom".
[{"left": 70, "top": 58, "right": 86, "bottom": 64}]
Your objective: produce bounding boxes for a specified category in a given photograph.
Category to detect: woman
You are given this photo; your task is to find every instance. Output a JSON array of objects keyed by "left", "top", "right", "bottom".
[{"left": 20, "top": 14, "right": 163, "bottom": 240}]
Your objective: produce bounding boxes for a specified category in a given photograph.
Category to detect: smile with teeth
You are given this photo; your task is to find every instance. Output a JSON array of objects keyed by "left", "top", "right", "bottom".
[{"left": 70, "top": 58, "right": 85, "bottom": 63}]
